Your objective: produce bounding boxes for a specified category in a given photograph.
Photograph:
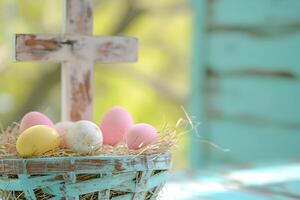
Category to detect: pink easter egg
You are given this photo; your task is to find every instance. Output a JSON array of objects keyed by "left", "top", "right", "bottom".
[
  {"left": 100, "top": 106, "right": 134, "bottom": 145},
  {"left": 126, "top": 123, "right": 159, "bottom": 150},
  {"left": 19, "top": 111, "right": 55, "bottom": 133},
  {"left": 55, "top": 121, "right": 74, "bottom": 148}
]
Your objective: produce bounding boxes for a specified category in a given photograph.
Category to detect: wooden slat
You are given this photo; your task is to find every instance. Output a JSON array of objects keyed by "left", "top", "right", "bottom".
[
  {"left": 14, "top": 34, "right": 138, "bottom": 63},
  {"left": 61, "top": 59, "right": 94, "bottom": 121},
  {"left": 65, "top": 173, "right": 136, "bottom": 196},
  {"left": 209, "top": 0, "right": 300, "bottom": 27},
  {"left": 49, "top": 197, "right": 64, "bottom": 200},
  {"left": 0, "top": 153, "right": 171, "bottom": 175},
  {"left": 64, "top": 0, "right": 93, "bottom": 35},
  {"left": 189, "top": 0, "right": 209, "bottom": 168},
  {"left": 0, "top": 159, "right": 23, "bottom": 174},
  {"left": 99, "top": 189, "right": 110, "bottom": 200},
  {"left": 0, "top": 178, "right": 22, "bottom": 191},
  {"left": 208, "top": 77, "right": 300, "bottom": 126},
  {"left": 18, "top": 174, "right": 37, "bottom": 200},
  {"left": 26, "top": 174, "right": 64, "bottom": 189},
  {"left": 208, "top": 33, "right": 300, "bottom": 76},
  {"left": 62, "top": 0, "right": 93, "bottom": 122},
  {"left": 149, "top": 185, "right": 164, "bottom": 200},
  {"left": 63, "top": 172, "right": 79, "bottom": 199},
  {"left": 148, "top": 171, "right": 169, "bottom": 189},
  {"left": 110, "top": 171, "right": 168, "bottom": 193},
  {"left": 132, "top": 171, "right": 152, "bottom": 199},
  {"left": 208, "top": 120, "right": 300, "bottom": 164},
  {"left": 44, "top": 172, "right": 155, "bottom": 198},
  {"left": 111, "top": 193, "right": 133, "bottom": 200}
]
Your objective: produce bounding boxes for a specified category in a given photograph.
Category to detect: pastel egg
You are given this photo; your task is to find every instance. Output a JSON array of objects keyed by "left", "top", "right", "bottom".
[
  {"left": 16, "top": 125, "right": 60, "bottom": 157},
  {"left": 66, "top": 120, "right": 103, "bottom": 154},
  {"left": 55, "top": 121, "right": 74, "bottom": 148},
  {"left": 126, "top": 123, "right": 159, "bottom": 150},
  {"left": 19, "top": 111, "right": 55, "bottom": 133},
  {"left": 100, "top": 106, "right": 134, "bottom": 145}
]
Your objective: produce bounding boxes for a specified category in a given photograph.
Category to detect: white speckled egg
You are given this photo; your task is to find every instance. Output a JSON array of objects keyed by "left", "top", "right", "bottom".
[{"left": 66, "top": 120, "right": 103, "bottom": 154}]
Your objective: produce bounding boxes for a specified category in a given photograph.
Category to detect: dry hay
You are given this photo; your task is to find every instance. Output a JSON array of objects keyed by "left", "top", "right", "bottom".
[{"left": 0, "top": 116, "right": 191, "bottom": 158}]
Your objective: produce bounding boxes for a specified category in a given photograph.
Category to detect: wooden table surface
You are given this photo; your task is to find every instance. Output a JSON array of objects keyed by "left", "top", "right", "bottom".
[{"left": 160, "top": 162, "right": 300, "bottom": 200}]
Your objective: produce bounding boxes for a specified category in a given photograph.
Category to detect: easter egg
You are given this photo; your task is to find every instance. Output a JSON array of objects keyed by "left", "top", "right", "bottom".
[
  {"left": 16, "top": 125, "right": 60, "bottom": 157},
  {"left": 126, "top": 123, "right": 159, "bottom": 150},
  {"left": 100, "top": 106, "right": 134, "bottom": 145},
  {"left": 66, "top": 120, "right": 103, "bottom": 154},
  {"left": 19, "top": 111, "right": 55, "bottom": 133},
  {"left": 55, "top": 121, "right": 74, "bottom": 148}
]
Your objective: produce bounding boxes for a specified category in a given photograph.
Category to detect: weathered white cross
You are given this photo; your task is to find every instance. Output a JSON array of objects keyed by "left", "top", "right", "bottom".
[{"left": 14, "top": 0, "right": 138, "bottom": 121}]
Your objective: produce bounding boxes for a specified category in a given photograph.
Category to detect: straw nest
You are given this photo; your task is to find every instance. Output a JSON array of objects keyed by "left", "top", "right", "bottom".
[{"left": 0, "top": 116, "right": 192, "bottom": 158}]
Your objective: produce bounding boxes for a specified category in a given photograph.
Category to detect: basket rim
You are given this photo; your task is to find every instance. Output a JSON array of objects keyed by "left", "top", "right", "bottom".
[
  {"left": 0, "top": 151, "right": 171, "bottom": 161},
  {"left": 0, "top": 152, "right": 172, "bottom": 175}
]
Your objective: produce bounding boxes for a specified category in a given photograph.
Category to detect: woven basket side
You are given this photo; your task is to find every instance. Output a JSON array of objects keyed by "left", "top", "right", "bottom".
[
  {"left": 0, "top": 153, "right": 171, "bottom": 199},
  {"left": 0, "top": 170, "right": 168, "bottom": 199}
]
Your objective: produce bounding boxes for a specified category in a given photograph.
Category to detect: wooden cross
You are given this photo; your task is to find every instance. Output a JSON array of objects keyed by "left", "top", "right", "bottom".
[{"left": 13, "top": 0, "right": 138, "bottom": 121}]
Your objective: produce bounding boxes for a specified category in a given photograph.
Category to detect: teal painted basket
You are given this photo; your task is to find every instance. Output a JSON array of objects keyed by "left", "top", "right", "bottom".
[{"left": 0, "top": 152, "right": 171, "bottom": 199}]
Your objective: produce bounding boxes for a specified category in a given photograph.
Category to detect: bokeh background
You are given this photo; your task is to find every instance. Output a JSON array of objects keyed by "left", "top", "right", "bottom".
[{"left": 1, "top": 0, "right": 300, "bottom": 171}]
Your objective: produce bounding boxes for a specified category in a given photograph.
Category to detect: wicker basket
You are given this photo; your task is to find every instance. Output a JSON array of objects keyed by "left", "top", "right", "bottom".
[{"left": 0, "top": 152, "right": 171, "bottom": 199}]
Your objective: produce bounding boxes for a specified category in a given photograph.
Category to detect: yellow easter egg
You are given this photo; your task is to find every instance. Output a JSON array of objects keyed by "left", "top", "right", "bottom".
[{"left": 16, "top": 125, "right": 60, "bottom": 157}]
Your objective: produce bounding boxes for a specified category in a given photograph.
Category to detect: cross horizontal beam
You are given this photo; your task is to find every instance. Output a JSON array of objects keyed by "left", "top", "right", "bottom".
[{"left": 14, "top": 34, "right": 138, "bottom": 63}]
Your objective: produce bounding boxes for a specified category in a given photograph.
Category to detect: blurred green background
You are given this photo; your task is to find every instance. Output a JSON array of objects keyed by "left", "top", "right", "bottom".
[{"left": 0, "top": 0, "right": 191, "bottom": 170}]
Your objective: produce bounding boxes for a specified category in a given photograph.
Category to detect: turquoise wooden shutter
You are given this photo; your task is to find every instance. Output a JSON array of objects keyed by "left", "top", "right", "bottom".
[{"left": 190, "top": 0, "right": 300, "bottom": 168}]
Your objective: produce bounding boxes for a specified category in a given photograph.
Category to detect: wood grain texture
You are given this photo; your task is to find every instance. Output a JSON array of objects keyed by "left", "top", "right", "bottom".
[
  {"left": 61, "top": 60, "right": 94, "bottom": 121},
  {"left": 99, "top": 189, "right": 110, "bottom": 199},
  {"left": 208, "top": 33, "right": 300, "bottom": 76},
  {"left": 114, "top": 171, "right": 169, "bottom": 193},
  {"left": 0, "top": 153, "right": 171, "bottom": 175},
  {"left": 209, "top": 0, "right": 300, "bottom": 27},
  {"left": 189, "top": 0, "right": 209, "bottom": 169},
  {"left": 209, "top": 119, "right": 300, "bottom": 164},
  {"left": 133, "top": 171, "right": 152, "bottom": 199},
  {"left": 64, "top": 0, "right": 93, "bottom": 35},
  {"left": 68, "top": 173, "right": 137, "bottom": 196},
  {"left": 62, "top": 0, "right": 93, "bottom": 122},
  {"left": 191, "top": 0, "right": 300, "bottom": 168},
  {"left": 208, "top": 77, "right": 300, "bottom": 127},
  {"left": 14, "top": 34, "right": 138, "bottom": 63},
  {"left": 206, "top": 76, "right": 300, "bottom": 164}
]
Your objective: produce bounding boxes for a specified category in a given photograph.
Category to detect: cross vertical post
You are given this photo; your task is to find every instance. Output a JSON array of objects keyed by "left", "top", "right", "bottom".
[{"left": 62, "top": 0, "right": 94, "bottom": 121}]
